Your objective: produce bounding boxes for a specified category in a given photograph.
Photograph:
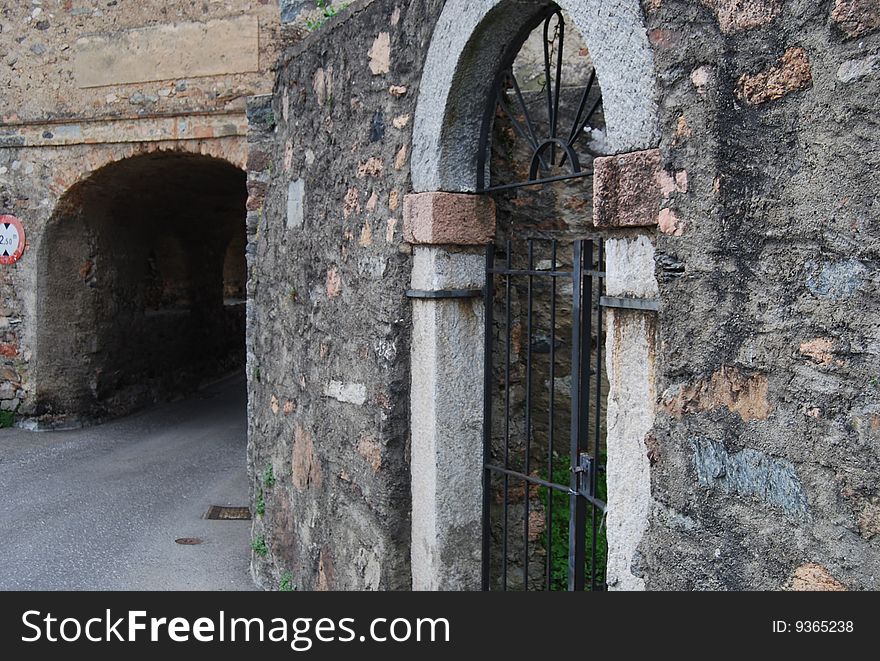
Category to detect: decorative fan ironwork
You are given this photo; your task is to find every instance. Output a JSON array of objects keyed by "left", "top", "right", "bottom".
[{"left": 477, "top": 7, "right": 604, "bottom": 193}]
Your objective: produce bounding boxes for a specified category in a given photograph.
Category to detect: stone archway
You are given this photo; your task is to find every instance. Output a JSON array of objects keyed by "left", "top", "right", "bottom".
[
  {"left": 34, "top": 151, "right": 247, "bottom": 423},
  {"left": 408, "top": 0, "right": 663, "bottom": 590},
  {"left": 412, "top": 0, "right": 659, "bottom": 194}
]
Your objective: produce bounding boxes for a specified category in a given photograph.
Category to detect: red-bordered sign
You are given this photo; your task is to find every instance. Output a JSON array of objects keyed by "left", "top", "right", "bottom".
[{"left": 0, "top": 215, "right": 25, "bottom": 265}]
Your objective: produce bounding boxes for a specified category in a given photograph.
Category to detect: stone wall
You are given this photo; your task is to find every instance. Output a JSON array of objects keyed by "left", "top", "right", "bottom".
[
  {"left": 256, "top": 0, "right": 880, "bottom": 591},
  {"left": 640, "top": 0, "right": 880, "bottom": 590},
  {"left": 4, "top": 0, "right": 875, "bottom": 591},
  {"left": 0, "top": 1, "right": 279, "bottom": 121},
  {"left": 0, "top": 1, "right": 280, "bottom": 423},
  {"left": 248, "top": 0, "right": 440, "bottom": 590}
]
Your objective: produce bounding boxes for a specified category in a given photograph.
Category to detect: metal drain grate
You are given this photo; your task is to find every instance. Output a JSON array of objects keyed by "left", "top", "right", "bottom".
[{"left": 205, "top": 505, "right": 252, "bottom": 520}]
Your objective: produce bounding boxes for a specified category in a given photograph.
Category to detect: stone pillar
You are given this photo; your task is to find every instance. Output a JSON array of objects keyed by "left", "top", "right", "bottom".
[
  {"left": 404, "top": 192, "right": 495, "bottom": 590},
  {"left": 603, "top": 236, "right": 658, "bottom": 591},
  {"left": 592, "top": 149, "right": 663, "bottom": 591}
]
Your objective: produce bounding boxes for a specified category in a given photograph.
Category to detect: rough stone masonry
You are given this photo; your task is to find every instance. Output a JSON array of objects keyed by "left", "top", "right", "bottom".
[
  {"left": 0, "top": 1, "right": 280, "bottom": 423},
  {"left": 1, "top": 0, "right": 878, "bottom": 592},
  {"left": 249, "top": 0, "right": 880, "bottom": 591}
]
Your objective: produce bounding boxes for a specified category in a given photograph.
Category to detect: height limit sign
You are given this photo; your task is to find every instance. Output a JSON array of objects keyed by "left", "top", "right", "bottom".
[{"left": 0, "top": 215, "right": 25, "bottom": 265}]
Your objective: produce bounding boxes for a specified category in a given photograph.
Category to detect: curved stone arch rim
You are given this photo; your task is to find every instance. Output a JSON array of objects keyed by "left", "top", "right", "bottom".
[
  {"left": 411, "top": 0, "right": 661, "bottom": 193},
  {"left": 39, "top": 141, "right": 248, "bottom": 234}
]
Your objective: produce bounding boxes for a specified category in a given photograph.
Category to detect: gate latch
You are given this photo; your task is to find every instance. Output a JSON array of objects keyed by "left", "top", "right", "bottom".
[{"left": 576, "top": 452, "right": 594, "bottom": 496}]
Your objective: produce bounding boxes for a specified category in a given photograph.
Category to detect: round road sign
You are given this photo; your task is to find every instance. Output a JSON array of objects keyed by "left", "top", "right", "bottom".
[{"left": 0, "top": 215, "right": 25, "bottom": 265}]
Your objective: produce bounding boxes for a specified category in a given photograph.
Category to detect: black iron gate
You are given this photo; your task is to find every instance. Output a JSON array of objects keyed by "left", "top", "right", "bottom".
[{"left": 482, "top": 238, "right": 607, "bottom": 591}]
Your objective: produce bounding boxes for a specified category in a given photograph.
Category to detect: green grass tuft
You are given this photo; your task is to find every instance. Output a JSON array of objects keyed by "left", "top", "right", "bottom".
[
  {"left": 262, "top": 465, "right": 276, "bottom": 488},
  {"left": 251, "top": 535, "right": 268, "bottom": 557},
  {"left": 305, "top": 1, "right": 348, "bottom": 31},
  {"left": 279, "top": 571, "right": 296, "bottom": 591}
]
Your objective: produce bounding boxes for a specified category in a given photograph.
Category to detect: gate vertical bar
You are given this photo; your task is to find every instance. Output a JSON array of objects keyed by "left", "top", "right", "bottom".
[
  {"left": 523, "top": 239, "right": 534, "bottom": 590},
  {"left": 482, "top": 245, "right": 495, "bottom": 591},
  {"left": 569, "top": 241, "right": 593, "bottom": 591},
  {"left": 545, "top": 240, "right": 557, "bottom": 590},
  {"left": 577, "top": 240, "right": 594, "bottom": 590},
  {"left": 568, "top": 240, "right": 586, "bottom": 591},
  {"left": 591, "top": 240, "right": 604, "bottom": 590}
]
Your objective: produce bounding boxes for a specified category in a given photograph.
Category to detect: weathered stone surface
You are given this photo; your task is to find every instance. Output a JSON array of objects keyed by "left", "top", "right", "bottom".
[
  {"left": 357, "top": 437, "right": 383, "bottom": 473},
  {"left": 799, "top": 338, "right": 836, "bottom": 366},
  {"left": 699, "top": 0, "right": 783, "bottom": 33},
  {"left": 0, "top": 383, "right": 16, "bottom": 400},
  {"left": 357, "top": 157, "right": 384, "bottom": 178},
  {"left": 315, "top": 547, "right": 334, "bottom": 591},
  {"left": 0, "top": 116, "right": 249, "bottom": 149},
  {"left": 74, "top": 17, "right": 261, "bottom": 88},
  {"left": 247, "top": 149, "right": 271, "bottom": 173},
  {"left": 658, "top": 208, "right": 685, "bottom": 236},
  {"left": 368, "top": 32, "right": 391, "bottom": 75},
  {"left": 247, "top": 0, "right": 419, "bottom": 591},
  {"left": 410, "top": 246, "right": 485, "bottom": 590},
  {"left": 237, "top": 0, "right": 880, "bottom": 593},
  {"left": 323, "top": 381, "right": 367, "bottom": 406},
  {"left": 280, "top": 0, "right": 309, "bottom": 24},
  {"left": 0, "top": 0, "right": 277, "bottom": 430},
  {"left": 2, "top": 0, "right": 278, "bottom": 124},
  {"left": 403, "top": 192, "right": 495, "bottom": 245},
  {"left": 657, "top": 169, "right": 688, "bottom": 197},
  {"left": 737, "top": 47, "right": 813, "bottom": 105},
  {"left": 805, "top": 259, "right": 867, "bottom": 299},
  {"left": 837, "top": 54, "right": 880, "bottom": 83},
  {"left": 690, "top": 66, "right": 712, "bottom": 94},
  {"left": 246, "top": 181, "right": 268, "bottom": 211},
  {"left": 691, "top": 437, "right": 809, "bottom": 519},
  {"left": 325, "top": 267, "right": 342, "bottom": 298},
  {"left": 606, "top": 310, "right": 656, "bottom": 591},
  {"left": 287, "top": 180, "right": 305, "bottom": 229},
  {"left": 786, "top": 563, "right": 847, "bottom": 591},
  {"left": 0, "top": 368, "right": 20, "bottom": 384},
  {"left": 605, "top": 236, "right": 660, "bottom": 299},
  {"left": 292, "top": 423, "right": 322, "bottom": 492},
  {"left": 411, "top": 0, "right": 660, "bottom": 193},
  {"left": 831, "top": 0, "right": 880, "bottom": 38},
  {"left": 662, "top": 367, "right": 771, "bottom": 421},
  {"left": 313, "top": 66, "right": 334, "bottom": 106},
  {"left": 857, "top": 499, "right": 880, "bottom": 539},
  {"left": 593, "top": 149, "right": 662, "bottom": 228}
]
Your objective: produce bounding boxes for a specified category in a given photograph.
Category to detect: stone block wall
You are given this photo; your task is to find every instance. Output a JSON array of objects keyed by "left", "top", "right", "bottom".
[
  {"left": 248, "top": 0, "right": 443, "bottom": 590},
  {"left": 641, "top": 0, "right": 880, "bottom": 589},
  {"left": 255, "top": 0, "right": 880, "bottom": 591},
  {"left": 0, "top": 1, "right": 280, "bottom": 422},
  {"left": 0, "top": 1, "right": 280, "bottom": 122},
  {"left": 2, "top": 0, "right": 874, "bottom": 591}
]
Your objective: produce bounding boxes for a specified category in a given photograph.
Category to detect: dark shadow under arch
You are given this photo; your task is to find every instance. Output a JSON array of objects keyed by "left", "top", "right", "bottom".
[{"left": 35, "top": 151, "right": 247, "bottom": 421}]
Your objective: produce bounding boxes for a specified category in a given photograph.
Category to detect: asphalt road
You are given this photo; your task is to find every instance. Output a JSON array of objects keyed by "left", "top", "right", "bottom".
[{"left": 0, "top": 374, "right": 256, "bottom": 590}]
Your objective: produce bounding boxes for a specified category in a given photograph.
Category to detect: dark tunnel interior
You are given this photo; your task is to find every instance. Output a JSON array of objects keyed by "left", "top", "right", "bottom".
[{"left": 36, "top": 152, "right": 248, "bottom": 421}]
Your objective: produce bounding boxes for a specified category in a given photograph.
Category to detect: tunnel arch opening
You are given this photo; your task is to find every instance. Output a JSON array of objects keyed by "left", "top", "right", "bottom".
[{"left": 35, "top": 151, "right": 248, "bottom": 422}]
